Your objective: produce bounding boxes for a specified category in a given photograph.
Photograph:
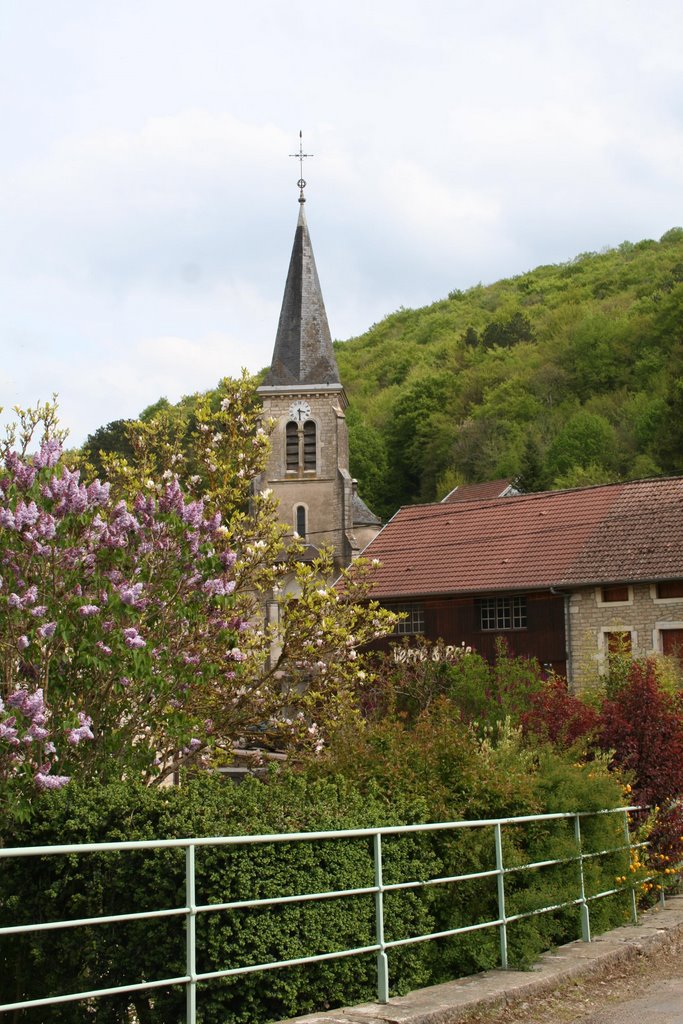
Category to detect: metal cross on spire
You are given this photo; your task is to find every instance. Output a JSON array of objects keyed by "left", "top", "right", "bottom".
[{"left": 289, "top": 130, "right": 313, "bottom": 203}]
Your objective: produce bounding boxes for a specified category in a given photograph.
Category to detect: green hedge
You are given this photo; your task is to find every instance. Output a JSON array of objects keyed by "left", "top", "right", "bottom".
[{"left": 0, "top": 771, "right": 632, "bottom": 1024}]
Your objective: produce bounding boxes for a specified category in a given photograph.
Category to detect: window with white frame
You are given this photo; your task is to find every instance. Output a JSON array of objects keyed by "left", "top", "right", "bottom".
[
  {"left": 597, "top": 585, "right": 632, "bottom": 606},
  {"left": 479, "top": 596, "right": 527, "bottom": 631}
]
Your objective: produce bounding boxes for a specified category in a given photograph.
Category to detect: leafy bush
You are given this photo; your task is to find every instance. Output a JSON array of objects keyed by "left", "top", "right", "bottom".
[{"left": 1, "top": 759, "right": 631, "bottom": 1024}]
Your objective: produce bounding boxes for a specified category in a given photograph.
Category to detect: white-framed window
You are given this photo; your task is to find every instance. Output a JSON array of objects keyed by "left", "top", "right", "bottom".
[
  {"left": 479, "top": 596, "right": 527, "bottom": 631},
  {"left": 389, "top": 604, "right": 425, "bottom": 635},
  {"left": 597, "top": 626, "right": 636, "bottom": 672},
  {"left": 652, "top": 581, "right": 683, "bottom": 604},
  {"left": 596, "top": 585, "right": 632, "bottom": 607},
  {"left": 653, "top": 621, "right": 683, "bottom": 663}
]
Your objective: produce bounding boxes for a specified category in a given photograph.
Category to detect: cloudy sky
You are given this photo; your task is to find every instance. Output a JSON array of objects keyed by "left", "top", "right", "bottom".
[{"left": 2, "top": 0, "right": 682, "bottom": 444}]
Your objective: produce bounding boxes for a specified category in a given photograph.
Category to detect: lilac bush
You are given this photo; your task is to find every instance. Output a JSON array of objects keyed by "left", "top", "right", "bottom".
[{"left": 1, "top": 390, "right": 396, "bottom": 817}]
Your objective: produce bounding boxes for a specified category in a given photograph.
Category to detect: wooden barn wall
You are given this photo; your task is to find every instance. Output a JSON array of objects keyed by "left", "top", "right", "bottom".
[{"left": 375, "top": 592, "right": 567, "bottom": 675}]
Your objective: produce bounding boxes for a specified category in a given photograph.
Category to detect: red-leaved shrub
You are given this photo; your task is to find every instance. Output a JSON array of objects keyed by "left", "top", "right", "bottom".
[
  {"left": 521, "top": 677, "right": 598, "bottom": 748},
  {"left": 597, "top": 658, "right": 683, "bottom": 807}
]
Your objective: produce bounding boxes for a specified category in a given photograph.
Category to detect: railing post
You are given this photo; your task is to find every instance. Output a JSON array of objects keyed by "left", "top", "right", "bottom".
[
  {"left": 373, "top": 832, "right": 389, "bottom": 1003},
  {"left": 494, "top": 823, "right": 508, "bottom": 969},
  {"left": 186, "top": 843, "right": 197, "bottom": 1024},
  {"left": 622, "top": 811, "right": 639, "bottom": 925},
  {"left": 574, "top": 814, "right": 591, "bottom": 942}
]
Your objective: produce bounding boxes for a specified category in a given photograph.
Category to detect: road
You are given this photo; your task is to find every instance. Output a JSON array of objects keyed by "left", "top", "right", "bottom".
[{"left": 466, "top": 933, "right": 683, "bottom": 1024}]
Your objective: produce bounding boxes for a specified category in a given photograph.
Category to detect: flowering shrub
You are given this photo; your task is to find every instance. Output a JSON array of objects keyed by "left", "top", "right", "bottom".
[{"left": 0, "top": 391, "right": 396, "bottom": 817}]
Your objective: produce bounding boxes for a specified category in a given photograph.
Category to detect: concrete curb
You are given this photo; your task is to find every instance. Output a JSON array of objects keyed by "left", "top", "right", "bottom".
[{"left": 279, "top": 896, "right": 683, "bottom": 1024}]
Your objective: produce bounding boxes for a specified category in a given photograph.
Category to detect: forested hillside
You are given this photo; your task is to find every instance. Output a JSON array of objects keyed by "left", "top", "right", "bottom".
[
  {"left": 337, "top": 228, "right": 683, "bottom": 519},
  {"left": 83, "top": 229, "right": 683, "bottom": 523}
]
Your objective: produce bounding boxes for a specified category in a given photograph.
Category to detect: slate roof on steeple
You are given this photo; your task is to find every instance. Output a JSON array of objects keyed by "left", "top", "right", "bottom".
[{"left": 261, "top": 201, "right": 341, "bottom": 387}]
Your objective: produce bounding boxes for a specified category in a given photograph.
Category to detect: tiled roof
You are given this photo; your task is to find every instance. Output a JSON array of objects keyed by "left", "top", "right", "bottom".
[
  {"left": 364, "top": 477, "right": 683, "bottom": 598},
  {"left": 441, "top": 478, "right": 518, "bottom": 503}
]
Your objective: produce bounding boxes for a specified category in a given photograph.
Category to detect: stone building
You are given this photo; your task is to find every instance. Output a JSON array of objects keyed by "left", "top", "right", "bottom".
[
  {"left": 360, "top": 476, "right": 683, "bottom": 689},
  {"left": 254, "top": 188, "right": 381, "bottom": 574}
]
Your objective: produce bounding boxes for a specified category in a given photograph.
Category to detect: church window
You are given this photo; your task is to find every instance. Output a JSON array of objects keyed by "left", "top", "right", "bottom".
[
  {"left": 303, "top": 420, "right": 317, "bottom": 470},
  {"left": 285, "top": 419, "right": 317, "bottom": 473},
  {"left": 286, "top": 422, "right": 299, "bottom": 470},
  {"left": 295, "top": 505, "right": 307, "bottom": 539}
]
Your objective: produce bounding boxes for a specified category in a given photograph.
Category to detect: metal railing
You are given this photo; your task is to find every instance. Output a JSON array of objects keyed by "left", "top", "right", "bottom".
[{"left": 0, "top": 806, "right": 649, "bottom": 1020}]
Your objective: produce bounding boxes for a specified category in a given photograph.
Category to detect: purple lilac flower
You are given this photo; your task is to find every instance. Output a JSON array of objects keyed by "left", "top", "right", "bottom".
[
  {"left": 36, "top": 512, "right": 56, "bottom": 539},
  {"left": 96, "top": 641, "right": 112, "bottom": 656},
  {"left": 14, "top": 501, "right": 40, "bottom": 530},
  {"left": 8, "top": 593, "right": 21, "bottom": 608},
  {"left": 67, "top": 722, "right": 94, "bottom": 746},
  {"left": 123, "top": 628, "right": 146, "bottom": 650},
  {"left": 0, "top": 721, "right": 19, "bottom": 746},
  {"left": 42, "top": 465, "right": 89, "bottom": 516},
  {"left": 220, "top": 551, "right": 237, "bottom": 569},
  {"left": 33, "top": 438, "right": 62, "bottom": 469},
  {"left": 31, "top": 605, "right": 48, "bottom": 617},
  {"left": 159, "top": 479, "right": 184, "bottom": 515},
  {"left": 119, "top": 583, "right": 144, "bottom": 606},
  {"left": 38, "top": 621, "right": 57, "bottom": 639},
  {"left": 86, "top": 479, "right": 111, "bottom": 506},
  {"left": 181, "top": 501, "right": 204, "bottom": 529},
  {"left": 202, "top": 578, "right": 236, "bottom": 597},
  {"left": 35, "top": 772, "right": 71, "bottom": 791},
  {"left": 25, "top": 722, "right": 49, "bottom": 742},
  {"left": 188, "top": 738, "right": 202, "bottom": 751},
  {"left": 111, "top": 501, "right": 139, "bottom": 532},
  {"left": 119, "top": 677, "right": 131, "bottom": 688},
  {"left": 77, "top": 604, "right": 100, "bottom": 617},
  {"left": 0, "top": 508, "right": 15, "bottom": 529},
  {"left": 17, "top": 635, "right": 30, "bottom": 651}
]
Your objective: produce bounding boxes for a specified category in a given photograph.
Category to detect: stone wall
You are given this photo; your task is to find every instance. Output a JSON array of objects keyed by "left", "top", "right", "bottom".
[{"left": 569, "top": 583, "right": 683, "bottom": 689}]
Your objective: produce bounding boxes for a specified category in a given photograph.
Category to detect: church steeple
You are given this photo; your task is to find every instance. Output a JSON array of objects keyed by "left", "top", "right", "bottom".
[
  {"left": 255, "top": 155, "right": 381, "bottom": 576},
  {"left": 261, "top": 201, "right": 341, "bottom": 387}
]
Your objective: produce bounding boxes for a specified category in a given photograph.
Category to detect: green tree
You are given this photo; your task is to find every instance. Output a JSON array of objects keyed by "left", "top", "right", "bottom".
[{"left": 546, "top": 410, "right": 618, "bottom": 483}]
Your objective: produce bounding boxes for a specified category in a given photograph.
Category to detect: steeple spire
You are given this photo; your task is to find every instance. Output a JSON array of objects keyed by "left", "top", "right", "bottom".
[{"left": 261, "top": 187, "right": 341, "bottom": 388}]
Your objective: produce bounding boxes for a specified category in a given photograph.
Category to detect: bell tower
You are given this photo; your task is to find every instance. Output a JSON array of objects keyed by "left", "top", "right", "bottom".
[{"left": 255, "top": 163, "right": 365, "bottom": 573}]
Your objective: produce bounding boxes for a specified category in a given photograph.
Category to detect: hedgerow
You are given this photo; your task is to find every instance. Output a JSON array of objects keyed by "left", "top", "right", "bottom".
[{"left": 1, "top": 758, "right": 631, "bottom": 1024}]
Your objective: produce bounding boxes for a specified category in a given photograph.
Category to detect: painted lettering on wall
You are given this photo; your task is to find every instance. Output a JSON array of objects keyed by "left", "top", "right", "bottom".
[{"left": 392, "top": 643, "right": 473, "bottom": 664}]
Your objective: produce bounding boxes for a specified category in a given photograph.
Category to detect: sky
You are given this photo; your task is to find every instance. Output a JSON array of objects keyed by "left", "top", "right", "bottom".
[{"left": 1, "top": 0, "right": 682, "bottom": 445}]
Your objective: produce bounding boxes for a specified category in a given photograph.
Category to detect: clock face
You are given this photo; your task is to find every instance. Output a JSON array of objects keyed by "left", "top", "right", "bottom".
[{"left": 288, "top": 400, "right": 311, "bottom": 422}]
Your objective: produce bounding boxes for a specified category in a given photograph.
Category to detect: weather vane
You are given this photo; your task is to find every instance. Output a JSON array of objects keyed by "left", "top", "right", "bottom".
[{"left": 290, "top": 130, "right": 312, "bottom": 202}]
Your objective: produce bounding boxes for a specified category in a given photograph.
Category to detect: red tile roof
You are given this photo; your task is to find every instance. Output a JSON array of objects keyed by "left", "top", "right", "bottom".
[
  {"left": 441, "top": 478, "right": 518, "bottom": 502},
  {"left": 362, "top": 478, "right": 683, "bottom": 598}
]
